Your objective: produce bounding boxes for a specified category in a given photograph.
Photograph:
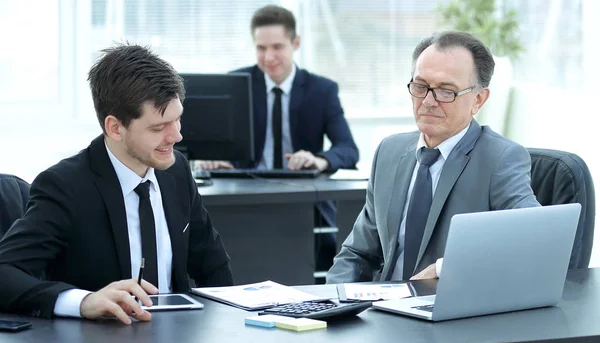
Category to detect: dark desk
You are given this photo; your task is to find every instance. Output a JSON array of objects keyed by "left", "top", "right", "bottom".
[
  {"left": 197, "top": 177, "right": 367, "bottom": 285},
  {"left": 308, "top": 178, "right": 368, "bottom": 252},
  {"left": 2, "top": 268, "right": 600, "bottom": 343}
]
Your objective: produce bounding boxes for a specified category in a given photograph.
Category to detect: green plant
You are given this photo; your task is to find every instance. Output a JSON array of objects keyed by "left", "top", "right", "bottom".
[{"left": 436, "top": 0, "right": 524, "bottom": 61}]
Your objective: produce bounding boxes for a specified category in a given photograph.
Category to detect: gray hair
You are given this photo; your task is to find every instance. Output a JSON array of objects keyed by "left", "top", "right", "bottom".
[{"left": 411, "top": 31, "right": 495, "bottom": 88}]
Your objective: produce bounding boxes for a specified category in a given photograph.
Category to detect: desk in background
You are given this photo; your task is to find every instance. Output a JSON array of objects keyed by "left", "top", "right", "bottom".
[
  {"left": 1, "top": 268, "right": 599, "bottom": 343},
  {"left": 198, "top": 177, "right": 367, "bottom": 285}
]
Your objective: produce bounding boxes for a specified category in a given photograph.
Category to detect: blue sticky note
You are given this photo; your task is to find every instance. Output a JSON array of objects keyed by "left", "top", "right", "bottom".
[{"left": 245, "top": 315, "right": 288, "bottom": 328}]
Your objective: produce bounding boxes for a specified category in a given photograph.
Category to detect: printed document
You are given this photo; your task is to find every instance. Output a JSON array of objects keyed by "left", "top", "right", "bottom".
[
  {"left": 191, "top": 280, "right": 327, "bottom": 310},
  {"left": 337, "top": 283, "right": 412, "bottom": 302}
]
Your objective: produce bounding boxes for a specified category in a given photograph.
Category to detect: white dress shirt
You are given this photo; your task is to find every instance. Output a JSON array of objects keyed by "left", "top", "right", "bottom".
[
  {"left": 390, "top": 123, "right": 471, "bottom": 280},
  {"left": 257, "top": 65, "right": 296, "bottom": 170},
  {"left": 53, "top": 143, "right": 173, "bottom": 317}
]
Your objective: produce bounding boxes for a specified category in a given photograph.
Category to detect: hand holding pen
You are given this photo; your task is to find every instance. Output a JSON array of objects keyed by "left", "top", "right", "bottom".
[{"left": 79, "top": 257, "right": 159, "bottom": 325}]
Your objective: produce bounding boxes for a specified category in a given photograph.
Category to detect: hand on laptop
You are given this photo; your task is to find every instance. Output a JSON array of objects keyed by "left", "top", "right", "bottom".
[
  {"left": 195, "top": 160, "right": 234, "bottom": 170},
  {"left": 410, "top": 263, "right": 438, "bottom": 281},
  {"left": 286, "top": 150, "right": 329, "bottom": 171}
]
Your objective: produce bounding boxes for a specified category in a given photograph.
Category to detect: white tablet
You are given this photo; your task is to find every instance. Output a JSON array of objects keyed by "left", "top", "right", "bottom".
[{"left": 141, "top": 294, "right": 204, "bottom": 311}]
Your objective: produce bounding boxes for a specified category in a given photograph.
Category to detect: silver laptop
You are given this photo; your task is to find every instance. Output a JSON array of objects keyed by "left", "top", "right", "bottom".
[{"left": 373, "top": 204, "right": 581, "bottom": 321}]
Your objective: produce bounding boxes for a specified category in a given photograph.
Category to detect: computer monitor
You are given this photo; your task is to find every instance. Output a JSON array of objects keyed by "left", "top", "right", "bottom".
[{"left": 175, "top": 73, "right": 255, "bottom": 162}]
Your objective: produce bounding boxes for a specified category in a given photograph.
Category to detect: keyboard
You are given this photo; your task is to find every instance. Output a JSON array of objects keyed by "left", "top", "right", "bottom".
[
  {"left": 207, "top": 169, "right": 321, "bottom": 179},
  {"left": 259, "top": 300, "right": 372, "bottom": 320}
]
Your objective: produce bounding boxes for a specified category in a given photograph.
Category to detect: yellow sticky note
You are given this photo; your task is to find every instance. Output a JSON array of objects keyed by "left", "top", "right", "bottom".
[{"left": 275, "top": 318, "right": 327, "bottom": 332}]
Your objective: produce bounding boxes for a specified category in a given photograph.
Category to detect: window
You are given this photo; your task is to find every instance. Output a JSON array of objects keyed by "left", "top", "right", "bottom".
[
  {"left": 87, "top": 0, "right": 438, "bottom": 119},
  {"left": 90, "top": 0, "right": 272, "bottom": 73},
  {"left": 0, "top": 0, "right": 82, "bottom": 182},
  {"left": 0, "top": 2, "right": 59, "bottom": 104},
  {"left": 506, "top": 0, "right": 600, "bottom": 91},
  {"left": 0, "top": 0, "right": 72, "bottom": 119},
  {"left": 295, "top": 1, "right": 436, "bottom": 118}
]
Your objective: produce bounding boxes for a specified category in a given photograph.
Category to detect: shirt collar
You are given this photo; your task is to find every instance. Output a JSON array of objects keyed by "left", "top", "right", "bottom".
[
  {"left": 416, "top": 121, "right": 471, "bottom": 161},
  {"left": 264, "top": 64, "right": 296, "bottom": 95},
  {"left": 105, "top": 141, "right": 158, "bottom": 197}
]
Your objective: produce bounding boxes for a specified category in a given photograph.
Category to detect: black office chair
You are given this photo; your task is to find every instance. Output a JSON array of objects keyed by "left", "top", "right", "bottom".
[
  {"left": 528, "top": 148, "right": 595, "bottom": 269},
  {"left": 0, "top": 173, "right": 30, "bottom": 237}
]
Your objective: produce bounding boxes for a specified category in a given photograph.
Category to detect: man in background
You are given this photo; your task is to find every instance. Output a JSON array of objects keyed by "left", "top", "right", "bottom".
[
  {"left": 197, "top": 5, "right": 359, "bottom": 271},
  {"left": 197, "top": 4, "right": 358, "bottom": 174}
]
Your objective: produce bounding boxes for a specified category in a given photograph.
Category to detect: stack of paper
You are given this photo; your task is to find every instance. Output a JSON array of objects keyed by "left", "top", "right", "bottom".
[
  {"left": 191, "top": 280, "right": 328, "bottom": 310},
  {"left": 337, "top": 283, "right": 412, "bottom": 301}
]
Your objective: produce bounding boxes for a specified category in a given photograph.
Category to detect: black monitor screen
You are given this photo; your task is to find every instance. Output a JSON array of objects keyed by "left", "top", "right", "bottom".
[{"left": 176, "top": 73, "right": 254, "bottom": 162}]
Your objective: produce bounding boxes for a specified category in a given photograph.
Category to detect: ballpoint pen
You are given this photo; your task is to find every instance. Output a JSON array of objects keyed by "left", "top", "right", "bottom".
[{"left": 134, "top": 258, "right": 145, "bottom": 303}]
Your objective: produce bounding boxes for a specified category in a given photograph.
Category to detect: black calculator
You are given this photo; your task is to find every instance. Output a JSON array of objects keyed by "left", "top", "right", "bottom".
[{"left": 258, "top": 300, "right": 372, "bottom": 320}]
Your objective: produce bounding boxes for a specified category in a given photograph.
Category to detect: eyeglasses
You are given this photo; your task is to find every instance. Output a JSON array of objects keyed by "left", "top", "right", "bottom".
[{"left": 407, "top": 82, "right": 475, "bottom": 103}]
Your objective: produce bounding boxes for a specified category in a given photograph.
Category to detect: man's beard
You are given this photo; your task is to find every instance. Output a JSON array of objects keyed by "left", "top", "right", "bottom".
[{"left": 125, "top": 142, "right": 174, "bottom": 171}]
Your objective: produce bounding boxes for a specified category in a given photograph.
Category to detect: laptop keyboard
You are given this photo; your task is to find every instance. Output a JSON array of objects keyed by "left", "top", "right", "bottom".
[{"left": 412, "top": 304, "right": 434, "bottom": 312}]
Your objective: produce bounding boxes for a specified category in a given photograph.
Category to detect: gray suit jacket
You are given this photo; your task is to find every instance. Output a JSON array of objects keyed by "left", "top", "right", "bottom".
[{"left": 327, "top": 120, "right": 540, "bottom": 283}]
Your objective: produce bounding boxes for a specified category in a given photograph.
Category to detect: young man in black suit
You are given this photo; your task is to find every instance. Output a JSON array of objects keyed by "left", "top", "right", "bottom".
[{"left": 0, "top": 44, "right": 233, "bottom": 325}]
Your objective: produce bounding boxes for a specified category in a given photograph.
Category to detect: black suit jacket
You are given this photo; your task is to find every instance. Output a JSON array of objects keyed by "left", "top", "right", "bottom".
[
  {"left": 0, "top": 135, "right": 233, "bottom": 318},
  {"left": 232, "top": 65, "right": 359, "bottom": 171}
]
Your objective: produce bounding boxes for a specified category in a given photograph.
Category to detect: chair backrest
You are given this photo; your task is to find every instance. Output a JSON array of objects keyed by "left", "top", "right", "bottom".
[
  {"left": 0, "top": 173, "right": 30, "bottom": 237},
  {"left": 528, "top": 148, "right": 595, "bottom": 269}
]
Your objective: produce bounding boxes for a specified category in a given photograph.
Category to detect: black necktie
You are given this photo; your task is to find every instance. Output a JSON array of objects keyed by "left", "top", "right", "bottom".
[
  {"left": 403, "top": 147, "right": 441, "bottom": 280},
  {"left": 134, "top": 181, "right": 159, "bottom": 288},
  {"left": 272, "top": 87, "right": 283, "bottom": 169}
]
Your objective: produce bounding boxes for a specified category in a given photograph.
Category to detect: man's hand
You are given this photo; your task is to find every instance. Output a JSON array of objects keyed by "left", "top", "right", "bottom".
[
  {"left": 409, "top": 263, "right": 438, "bottom": 281},
  {"left": 285, "top": 150, "right": 329, "bottom": 171},
  {"left": 194, "top": 160, "right": 233, "bottom": 170},
  {"left": 80, "top": 279, "right": 159, "bottom": 325}
]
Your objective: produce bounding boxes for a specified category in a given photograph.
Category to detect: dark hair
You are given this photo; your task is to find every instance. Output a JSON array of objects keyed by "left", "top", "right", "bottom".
[
  {"left": 411, "top": 31, "right": 495, "bottom": 87},
  {"left": 88, "top": 44, "right": 185, "bottom": 133},
  {"left": 250, "top": 5, "right": 296, "bottom": 40}
]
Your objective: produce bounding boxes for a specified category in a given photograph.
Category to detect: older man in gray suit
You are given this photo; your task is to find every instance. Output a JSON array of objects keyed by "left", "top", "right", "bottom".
[{"left": 327, "top": 31, "right": 540, "bottom": 284}]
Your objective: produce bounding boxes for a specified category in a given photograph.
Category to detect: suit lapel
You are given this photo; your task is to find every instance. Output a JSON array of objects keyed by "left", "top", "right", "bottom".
[
  {"left": 381, "top": 138, "right": 418, "bottom": 280},
  {"left": 386, "top": 141, "right": 418, "bottom": 239},
  {"left": 414, "top": 120, "right": 483, "bottom": 269},
  {"left": 289, "top": 67, "right": 306, "bottom": 151},
  {"left": 155, "top": 169, "right": 187, "bottom": 291},
  {"left": 89, "top": 135, "right": 131, "bottom": 280},
  {"left": 252, "top": 67, "right": 267, "bottom": 166}
]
